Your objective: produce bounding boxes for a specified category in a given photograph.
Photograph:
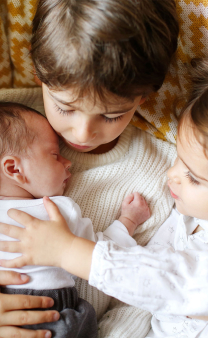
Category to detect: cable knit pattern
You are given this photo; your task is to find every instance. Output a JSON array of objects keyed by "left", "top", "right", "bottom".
[{"left": 1, "top": 1, "right": 208, "bottom": 143}]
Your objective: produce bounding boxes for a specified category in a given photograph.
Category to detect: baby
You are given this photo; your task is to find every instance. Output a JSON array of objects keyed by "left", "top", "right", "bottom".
[{"left": 0, "top": 102, "right": 150, "bottom": 337}]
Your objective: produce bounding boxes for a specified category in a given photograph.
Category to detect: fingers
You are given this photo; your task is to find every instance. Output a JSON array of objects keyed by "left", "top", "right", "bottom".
[
  {"left": 0, "top": 326, "right": 52, "bottom": 338},
  {"left": 0, "top": 270, "right": 29, "bottom": 286},
  {"left": 0, "top": 222, "right": 23, "bottom": 239},
  {"left": 0, "top": 307, "right": 59, "bottom": 326},
  {"left": 43, "top": 196, "right": 64, "bottom": 222},
  {"left": 0, "top": 257, "right": 27, "bottom": 269},
  {"left": 1, "top": 293, "right": 55, "bottom": 312},
  {"left": 0, "top": 240, "right": 21, "bottom": 253},
  {"left": 132, "top": 192, "right": 142, "bottom": 201},
  {"left": 7, "top": 209, "right": 36, "bottom": 228},
  {"left": 122, "top": 193, "right": 134, "bottom": 207}
]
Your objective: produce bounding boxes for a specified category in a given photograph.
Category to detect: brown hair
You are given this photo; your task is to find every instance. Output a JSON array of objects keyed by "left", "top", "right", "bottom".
[
  {"left": 178, "top": 59, "right": 208, "bottom": 152},
  {"left": 31, "top": 0, "right": 179, "bottom": 101},
  {"left": 0, "top": 102, "right": 40, "bottom": 158}
]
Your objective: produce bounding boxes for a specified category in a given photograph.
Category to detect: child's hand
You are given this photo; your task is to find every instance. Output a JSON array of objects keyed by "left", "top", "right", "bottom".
[
  {"left": 0, "top": 197, "right": 76, "bottom": 269},
  {"left": 119, "top": 192, "right": 150, "bottom": 236}
]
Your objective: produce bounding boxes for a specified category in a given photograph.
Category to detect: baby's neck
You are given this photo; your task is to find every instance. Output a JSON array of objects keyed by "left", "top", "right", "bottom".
[
  {"left": 0, "top": 196, "right": 33, "bottom": 200},
  {"left": 0, "top": 177, "right": 34, "bottom": 200}
]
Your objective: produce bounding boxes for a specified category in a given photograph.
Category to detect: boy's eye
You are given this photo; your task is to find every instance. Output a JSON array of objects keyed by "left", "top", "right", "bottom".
[
  {"left": 102, "top": 115, "right": 123, "bottom": 123},
  {"left": 54, "top": 103, "right": 74, "bottom": 115},
  {"left": 185, "top": 172, "right": 200, "bottom": 185}
]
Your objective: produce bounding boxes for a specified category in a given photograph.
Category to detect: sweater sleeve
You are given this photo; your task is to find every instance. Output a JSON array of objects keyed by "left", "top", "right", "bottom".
[{"left": 89, "top": 241, "right": 208, "bottom": 316}]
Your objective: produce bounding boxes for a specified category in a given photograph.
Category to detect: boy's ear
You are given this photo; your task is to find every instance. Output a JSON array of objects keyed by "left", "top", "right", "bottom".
[
  {"left": 138, "top": 96, "right": 146, "bottom": 105},
  {"left": 1, "top": 156, "right": 26, "bottom": 184}
]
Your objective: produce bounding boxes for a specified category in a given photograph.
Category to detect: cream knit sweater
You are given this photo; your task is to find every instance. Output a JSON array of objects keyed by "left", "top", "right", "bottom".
[{"left": 0, "top": 87, "right": 176, "bottom": 337}]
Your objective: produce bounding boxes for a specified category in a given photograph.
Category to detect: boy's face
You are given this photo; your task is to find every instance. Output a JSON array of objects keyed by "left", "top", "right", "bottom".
[
  {"left": 167, "top": 117, "right": 208, "bottom": 220},
  {"left": 23, "top": 114, "right": 71, "bottom": 198},
  {"left": 42, "top": 84, "right": 144, "bottom": 153}
]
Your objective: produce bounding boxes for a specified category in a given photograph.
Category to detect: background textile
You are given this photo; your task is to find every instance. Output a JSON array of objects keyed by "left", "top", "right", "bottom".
[
  {"left": 0, "top": 0, "right": 208, "bottom": 142},
  {"left": 0, "top": 1, "right": 207, "bottom": 338}
]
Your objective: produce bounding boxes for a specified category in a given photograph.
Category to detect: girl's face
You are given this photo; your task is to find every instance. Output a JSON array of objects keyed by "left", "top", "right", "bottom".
[
  {"left": 167, "top": 117, "right": 208, "bottom": 220},
  {"left": 42, "top": 84, "right": 144, "bottom": 153}
]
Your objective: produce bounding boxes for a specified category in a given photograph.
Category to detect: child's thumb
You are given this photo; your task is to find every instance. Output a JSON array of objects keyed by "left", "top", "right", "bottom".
[{"left": 43, "top": 196, "right": 63, "bottom": 221}]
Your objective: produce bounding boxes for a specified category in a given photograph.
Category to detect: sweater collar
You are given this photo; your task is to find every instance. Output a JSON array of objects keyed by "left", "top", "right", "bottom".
[{"left": 60, "top": 125, "right": 134, "bottom": 167}]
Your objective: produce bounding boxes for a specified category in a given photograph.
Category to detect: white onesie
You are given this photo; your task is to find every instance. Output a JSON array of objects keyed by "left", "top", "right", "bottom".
[{"left": 0, "top": 196, "right": 137, "bottom": 289}]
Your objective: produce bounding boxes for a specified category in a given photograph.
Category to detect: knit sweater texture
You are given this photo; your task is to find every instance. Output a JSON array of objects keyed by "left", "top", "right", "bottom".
[{"left": 0, "top": 88, "right": 176, "bottom": 337}]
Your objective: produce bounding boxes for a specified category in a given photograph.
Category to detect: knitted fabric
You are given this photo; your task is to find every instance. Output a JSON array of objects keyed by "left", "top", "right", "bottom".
[
  {"left": 0, "top": 87, "right": 177, "bottom": 338},
  {"left": 0, "top": 0, "right": 208, "bottom": 141},
  {"left": 61, "top": 123, "right": 177, "bottom": 338}
]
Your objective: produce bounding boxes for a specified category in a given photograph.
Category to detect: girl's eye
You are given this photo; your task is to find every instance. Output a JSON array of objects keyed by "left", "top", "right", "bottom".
[
  {"left": 185, "top": 172, "right": 200, "bottom": 185},
  {"left": 102, "top": 115, "right": 123, "bottom": 123},
  {"left": 54, "top": 103, "right": 74, "bottom": 115}
]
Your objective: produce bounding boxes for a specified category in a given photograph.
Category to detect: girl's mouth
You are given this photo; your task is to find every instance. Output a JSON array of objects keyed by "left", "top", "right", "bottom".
[
  {"left": 169, "top": 188, "right": 179, "bottom": 200},
  {"left": 167, "top": 181, "right": 179, "bottom": 200}
]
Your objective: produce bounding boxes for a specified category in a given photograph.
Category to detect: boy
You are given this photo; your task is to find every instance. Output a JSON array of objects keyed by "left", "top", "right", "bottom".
[
  {"left": 0, "top": 101, "right": 150, "bottom": 337},
  {"left": 31, "top": 0, "right": 179, "bottom": 155}
]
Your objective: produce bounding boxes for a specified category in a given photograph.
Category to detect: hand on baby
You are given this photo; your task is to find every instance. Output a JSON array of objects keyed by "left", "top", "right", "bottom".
[
  {"left": 0, "top": 197, "right": 75, "bottom": 269},
  {"left": 119, "top": 192, "right": 150, "bottom": 236}
]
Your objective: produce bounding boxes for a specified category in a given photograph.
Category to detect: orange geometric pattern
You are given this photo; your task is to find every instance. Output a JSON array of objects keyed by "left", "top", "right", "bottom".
[
  {"left": 133, "top": 0, "right": 208, "bottom": 143},
  {"left": 0, "top": 0, "right": 208, "bottom": 143}
]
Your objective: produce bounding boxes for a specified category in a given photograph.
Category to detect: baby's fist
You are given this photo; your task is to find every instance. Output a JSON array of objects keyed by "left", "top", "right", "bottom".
[{"left": 119, "top": 192, "right": 150, "bottom": 236}]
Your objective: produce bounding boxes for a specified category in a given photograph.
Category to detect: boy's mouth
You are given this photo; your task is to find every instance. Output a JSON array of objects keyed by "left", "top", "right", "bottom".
[
  {"left": 62, "top": 137, "right": 92, "bottom": 150},
  {"left": 67, "top": 141, "right": 91, "bottom": 150}
]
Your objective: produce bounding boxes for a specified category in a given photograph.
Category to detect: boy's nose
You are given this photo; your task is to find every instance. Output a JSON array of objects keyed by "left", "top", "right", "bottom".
[{"left": 72, "top": 121, "right": 96, "bottom": 144}]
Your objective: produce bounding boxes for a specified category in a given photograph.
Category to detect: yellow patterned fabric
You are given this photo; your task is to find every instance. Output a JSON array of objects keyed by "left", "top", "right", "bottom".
[
  {"left": 0, "top": 0, "right": 37, "bottom": 88},
  {"left": 0, "top": 0, "right": 208, "bottom": 143}
]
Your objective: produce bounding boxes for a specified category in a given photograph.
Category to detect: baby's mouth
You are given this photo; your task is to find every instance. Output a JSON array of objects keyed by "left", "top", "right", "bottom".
[{"left": 64, "top": 174, "right": 71, "bottom": 184}]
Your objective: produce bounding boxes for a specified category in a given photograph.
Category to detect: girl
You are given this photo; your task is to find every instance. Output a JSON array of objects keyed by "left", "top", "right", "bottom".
[{"left": 2, "top": 59, "right": 208, "bottom": 337}]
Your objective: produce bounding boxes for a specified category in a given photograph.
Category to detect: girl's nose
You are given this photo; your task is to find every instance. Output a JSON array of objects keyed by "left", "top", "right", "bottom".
[{"left": 167, "top": 164, "right": 181, "bottom": 184}]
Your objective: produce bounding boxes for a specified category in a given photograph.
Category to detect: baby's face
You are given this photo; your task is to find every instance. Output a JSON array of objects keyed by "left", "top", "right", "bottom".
[
  {"left": 167, "top": 118, "right": 208, "bottom": 220},
  {"left": 23, "top": 114, "right": 71, "bottom": 198}
]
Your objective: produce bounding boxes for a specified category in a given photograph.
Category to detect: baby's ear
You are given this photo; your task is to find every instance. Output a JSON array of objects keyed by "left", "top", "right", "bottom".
[{"left": 1, "top": 156, "right": 26, "bottom": 184}]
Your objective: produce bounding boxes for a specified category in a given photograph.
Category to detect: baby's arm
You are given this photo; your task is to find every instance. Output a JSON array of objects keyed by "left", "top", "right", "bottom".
[{"left": 119, "top": 192, "right": 150, "bottom": 236}]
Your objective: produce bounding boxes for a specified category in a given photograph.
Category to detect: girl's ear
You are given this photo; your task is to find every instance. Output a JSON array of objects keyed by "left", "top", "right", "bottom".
[{"left": 1, "top": 156, "right": 26, "bottom": 184}]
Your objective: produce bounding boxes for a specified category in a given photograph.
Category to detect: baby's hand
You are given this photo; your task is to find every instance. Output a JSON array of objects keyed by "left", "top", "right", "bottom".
[
  {"left": 0, "top": 197, "right": 76, "bottom": 269},
  {"left": 119, "top": 192, "right": 150, "bottom": 236}
]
